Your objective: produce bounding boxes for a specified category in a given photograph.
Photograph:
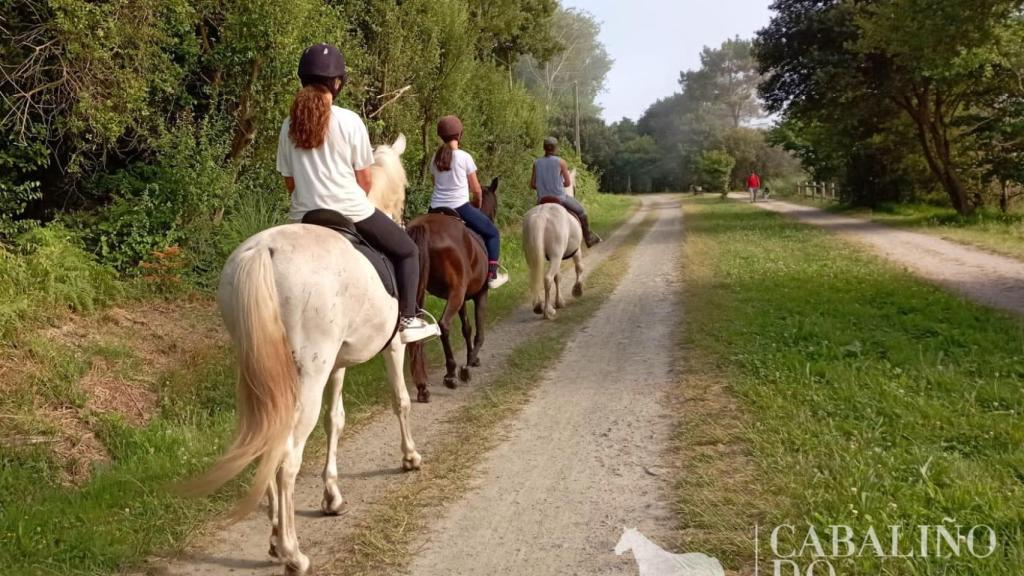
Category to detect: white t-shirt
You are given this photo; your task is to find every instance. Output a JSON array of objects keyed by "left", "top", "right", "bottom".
[
  {"left": 430, "top": 149, "right": 478, "bottom": 209},
  {"left": 276, "top": 106, "right": 376, "bottom": 222}
]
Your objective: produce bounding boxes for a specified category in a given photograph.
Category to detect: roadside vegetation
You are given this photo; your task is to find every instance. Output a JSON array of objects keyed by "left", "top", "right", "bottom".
[{"left": 676, "top": 198, "right": 1024, "bottom": 575}]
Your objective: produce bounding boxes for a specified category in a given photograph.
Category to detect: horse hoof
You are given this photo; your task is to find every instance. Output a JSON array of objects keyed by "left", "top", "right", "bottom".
[
  {"left": 416, "top": 387, "right": 430, "bottom": 403},
  {"left": 544, "top": 309, "right": 557, "bottom": 320},
  {"left": 533, "top": 303, "right": 543, "bottom": 315},
  {"left": 555, "top": 300, "right": 565, "bottom": 309},
  {"left": 403, "top": 452, "right": 423, "bottom": 471},
  {"left": 468, "top": 357, "right": 481, "bottom": 367},
  {"left": 572, "top": 284, "right": 583, "bottom": 297},
  {"left": 284, "top": 557, "right": 312, "bottom": 576},
  {"left": 444, "top": 376, "right": 458, "bottom": 389},
  {"left": 459, "top": 367, "right": 471, "bottom": 382},
  {"left": 320, "top": 490, "right": 345, "bottom": 516}
]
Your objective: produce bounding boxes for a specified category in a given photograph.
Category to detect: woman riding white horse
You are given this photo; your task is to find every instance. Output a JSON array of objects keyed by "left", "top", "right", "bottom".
[
  {"left": 183, "top": 43, "right": 434, "bottom": 576},
  {"left": 522, "top": 141, "right": 591, "bottom": 319}
]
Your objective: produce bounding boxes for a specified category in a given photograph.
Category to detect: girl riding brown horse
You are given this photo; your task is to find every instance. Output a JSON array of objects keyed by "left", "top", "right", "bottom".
[{"left": 406, "top": 177, "right": 500, "bottom": 402}]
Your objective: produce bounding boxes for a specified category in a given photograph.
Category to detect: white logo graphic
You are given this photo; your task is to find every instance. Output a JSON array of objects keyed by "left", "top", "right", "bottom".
[{"left": 615, "top": 527, "right": 726, "bottom": 576}]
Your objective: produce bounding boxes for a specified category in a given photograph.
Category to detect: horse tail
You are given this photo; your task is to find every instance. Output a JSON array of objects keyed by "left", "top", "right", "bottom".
[
  {"left": 406, "top": 223, "right": 431, "bottom": 391},
  {"left": 524, "top": 212, "right": 546, "bottom": 308},
  {"left": 179, "top": 247, "right": 297, "bottom": 519}
]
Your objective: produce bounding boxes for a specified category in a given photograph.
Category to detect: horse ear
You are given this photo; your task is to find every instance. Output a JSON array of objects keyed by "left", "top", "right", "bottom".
[
  {"left": 392, "top": 133, "right": 407, "bottom": 156},
  {"left": 490, "top": 177, "right": 499, "bottom": 191}
]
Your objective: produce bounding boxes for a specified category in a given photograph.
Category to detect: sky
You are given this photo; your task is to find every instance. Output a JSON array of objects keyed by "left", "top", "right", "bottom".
[{"left": 561, "top": 0, "right": 773, "bottom": 122}]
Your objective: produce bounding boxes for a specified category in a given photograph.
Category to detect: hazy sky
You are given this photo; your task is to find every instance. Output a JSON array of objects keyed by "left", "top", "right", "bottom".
[{"left": 562, "top": 0, "right": 773, "bottom": 122}]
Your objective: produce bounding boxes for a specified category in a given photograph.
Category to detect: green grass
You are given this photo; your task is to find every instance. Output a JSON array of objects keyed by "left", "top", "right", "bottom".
[
  {"left": 0, "top": 193, "right": 636, "bottom": 576},
  {"left": 678, "top": 198, "right": 1024, "bottom": 575},
  {"left": 773, "top": 194, "right": 1024, "bottom": 260}
]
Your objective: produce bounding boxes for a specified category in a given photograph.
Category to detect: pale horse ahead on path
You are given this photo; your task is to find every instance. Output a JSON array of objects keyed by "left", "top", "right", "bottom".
[
  {"left": 181, "top": 135, "right": 419, "bottom": 576},
  {"left": 522, "top": 168, "right": 585, "bottom": 319},
  {"left": 615, "top": 528, "right": 726, "bottom": 576}
]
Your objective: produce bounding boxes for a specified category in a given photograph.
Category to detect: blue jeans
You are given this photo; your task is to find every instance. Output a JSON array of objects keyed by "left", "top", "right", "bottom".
[{"left": 455, "top": 203, "right": 500, "bottom": 263}]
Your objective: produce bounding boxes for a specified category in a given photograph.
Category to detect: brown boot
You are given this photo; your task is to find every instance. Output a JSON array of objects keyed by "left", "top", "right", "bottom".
[{"left": 581, "top": 214, "right": 602, "bottom": 248}]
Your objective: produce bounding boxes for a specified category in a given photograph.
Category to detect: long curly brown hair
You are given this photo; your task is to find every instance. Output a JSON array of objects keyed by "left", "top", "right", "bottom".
[{"left": 288, "top": 84, "right": 332, "bottom": 149}]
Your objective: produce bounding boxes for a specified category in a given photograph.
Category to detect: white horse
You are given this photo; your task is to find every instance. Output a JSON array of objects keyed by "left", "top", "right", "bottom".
[
  {"left": 615, "top": 528, "right": 726, "bottom": 576},
  {"left": 368, "top": 134, "right": 407, "bottom": 223},
  {"left": 182, "top": 135, "right": 419, "bottom": 576},
  {"left": 522, "top": 168, "right": 584, "bottom": 319}
]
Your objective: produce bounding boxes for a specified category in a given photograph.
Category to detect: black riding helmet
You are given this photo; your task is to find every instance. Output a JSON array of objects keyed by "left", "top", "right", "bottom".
[{"left": 298, "top": 43, "right": 347, "bottom": 96}]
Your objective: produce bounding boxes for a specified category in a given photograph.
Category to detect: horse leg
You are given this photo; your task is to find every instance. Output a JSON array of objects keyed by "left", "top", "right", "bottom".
[
  {"left": 440, "top": 290, "right": 465, "bottom": 388},
  {"left": 320, "top": 367, "right": 346, "bottom": 515},
  {"left": 543, "top": 260, "right": 558, "bottom": 319},
  {"left": 409, "top": 340, "right": 430, "bottom": 403},
  {"left": 572, "top": 250, "right": 585, "bottom": 298},
  {"left": 554, "top": 267, "right": 565, "bottom": 309},
  {"left": 468, "top": 291, "right": 486, "bottom": 367},
  {"left": 276, "top": 371, "right": 326, "bottom": 576},
  {"left": 383, "top": 339, "right": 422, "bottom": 470},
  {"left": 458, "top": 304, "right": 472, "bottom": 383},
  {"left": 267, "top": 477, "right": 280, "bottom": 560}
]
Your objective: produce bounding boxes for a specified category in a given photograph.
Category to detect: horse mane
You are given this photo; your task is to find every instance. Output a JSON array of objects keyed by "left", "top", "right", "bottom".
[{"left": 368, "top": 134, "right": 408, "bottom": 222}]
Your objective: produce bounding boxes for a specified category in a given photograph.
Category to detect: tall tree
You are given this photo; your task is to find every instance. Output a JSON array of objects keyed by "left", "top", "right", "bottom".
[
  {"left": 680, "top": 37, "right": 763, "bottom": 128},
  {"left": 515, "top": 7, "right": 612, "bottom": 118}
]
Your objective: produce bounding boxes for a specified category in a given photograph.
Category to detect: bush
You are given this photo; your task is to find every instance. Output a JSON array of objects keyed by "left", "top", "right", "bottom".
[
  {"left": 83, "top": 120, "right": 237, "bottom": 274},
  {"left": 694, "top": 149, "right": 736, "bottom": 196},
  {"left": 0, "top": 225, "right": 121, "bottom": 338}
]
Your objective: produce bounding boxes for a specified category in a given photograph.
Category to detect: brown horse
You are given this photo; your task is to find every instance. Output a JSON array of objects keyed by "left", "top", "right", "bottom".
[{"left": 406, "top": 178, "right": 499, "bottom": 403}]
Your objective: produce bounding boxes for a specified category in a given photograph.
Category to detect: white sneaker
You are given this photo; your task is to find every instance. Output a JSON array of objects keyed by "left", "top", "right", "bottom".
[
  {"left": 487, "top": 270, "right": 509, "bottom": 290},
  {"left": 399, "top": 316, "right": 440, "bottom": 344}
]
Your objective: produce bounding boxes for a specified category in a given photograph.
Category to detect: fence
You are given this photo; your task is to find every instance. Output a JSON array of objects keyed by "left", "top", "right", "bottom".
[{"left": 798, "top": 181, "right": 839, "bottom": 200}]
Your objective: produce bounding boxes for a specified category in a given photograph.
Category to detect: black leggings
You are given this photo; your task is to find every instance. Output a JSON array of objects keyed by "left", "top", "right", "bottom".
[{"left": 354, "top": 210, "right": 418, "bottom": 317}]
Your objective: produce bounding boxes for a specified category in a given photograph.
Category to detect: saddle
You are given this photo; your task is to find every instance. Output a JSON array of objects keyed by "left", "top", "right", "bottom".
[
  {"left": 537, "top": 197, "right": 580, "bottom": 261},
  {"left": 300, "top": 209, "right": 397, "bottom": 298},
  {"left": 426, "top": 207, "right": 487, "bottom": 252}
]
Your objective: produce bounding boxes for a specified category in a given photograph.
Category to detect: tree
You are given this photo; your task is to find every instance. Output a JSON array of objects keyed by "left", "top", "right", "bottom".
[
  {"left": 694, "top": 150, "right": 735, "bottom": 196},
  {"left": 757, "top": 0, "right": 1024, "bottom": 214},
  {"left": 515, "top": 7, "right": 612, "bottom": 118},
  {"left": 680, "top": 37, "right": 764, "bottom": 128}
]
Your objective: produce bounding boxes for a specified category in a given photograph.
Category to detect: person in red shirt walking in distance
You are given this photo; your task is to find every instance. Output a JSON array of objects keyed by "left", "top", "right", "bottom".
[{"left": 747, "top": 171, "right": 761, "bottom": 203}]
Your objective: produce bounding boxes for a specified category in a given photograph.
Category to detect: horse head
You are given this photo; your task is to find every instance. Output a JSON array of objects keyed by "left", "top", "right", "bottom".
[
  {"left": 614, "top": 527, "right": 642, "bottom": 555},
  {"left": 480, "top": 176, "right": 499, "bottom": 222},
  {"left": 565, "top": 168, "right": 577, "bottom": 198},
  {"left": 369, "top": 134, "right": 409, "bottom": 224}
]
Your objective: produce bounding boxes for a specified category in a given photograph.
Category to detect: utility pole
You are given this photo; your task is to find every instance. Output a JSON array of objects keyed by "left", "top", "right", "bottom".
[{"left": 574, "top": 81, "right": 581, "bottom": 155}]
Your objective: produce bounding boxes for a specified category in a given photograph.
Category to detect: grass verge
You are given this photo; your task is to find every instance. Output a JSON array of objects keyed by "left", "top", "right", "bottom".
[
  {"left": 322, "top": 205, "right": 657, "bottom": 575},
  {"left": 772, "top": 194, "right": 1024, "bottom": 260},
  {"left": 675, "top": 197, "right": 1024, "bottom": 575},
  {"left": 0, "top": 194, "right": 635, "bottom": 575}
]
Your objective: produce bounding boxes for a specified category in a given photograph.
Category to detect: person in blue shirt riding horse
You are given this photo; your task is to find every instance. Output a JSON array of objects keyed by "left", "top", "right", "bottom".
[
  {"left": 530, "top": 137, "right": 601, "bottom": 247},
  {"left": 429, "top": 115, "right": 508, "bottom": 289}
]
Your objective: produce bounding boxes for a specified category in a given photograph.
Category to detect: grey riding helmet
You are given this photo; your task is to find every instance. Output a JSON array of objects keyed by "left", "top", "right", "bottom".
[{"left": 298, "top": 43, "right": 347, "bottom": 94}]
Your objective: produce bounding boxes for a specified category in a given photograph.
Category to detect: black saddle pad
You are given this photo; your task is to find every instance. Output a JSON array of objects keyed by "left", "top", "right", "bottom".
[
  {"left": 427, "top": 206, "right": 462, "bottom": 220},
  {"left": 301, "top": 209, "right": 397, "bottom": 298},
  {"left": 426, "top": 207, "right": 486, "bottom": 252}
]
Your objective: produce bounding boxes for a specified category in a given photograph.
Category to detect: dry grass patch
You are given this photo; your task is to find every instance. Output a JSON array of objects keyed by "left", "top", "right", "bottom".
[{"left": 0, "top": 297, "right": 225, "bottom": 483}]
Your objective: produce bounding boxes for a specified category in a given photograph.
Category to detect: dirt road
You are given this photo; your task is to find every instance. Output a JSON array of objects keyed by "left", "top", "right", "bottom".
[
  {"left": 142, "top": 198, "right": 661, "bottom": 576},
  {"left": 406, "top": 196, "right": 685, "bottom": 575},
  {"left": 738, "top": 196, "right": 1024, "bottom": 315}
]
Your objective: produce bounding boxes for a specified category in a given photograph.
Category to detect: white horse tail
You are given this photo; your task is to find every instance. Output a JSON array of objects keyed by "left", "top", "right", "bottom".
[
  {"left": 180, "top": 247, "right": 297, "bottom": 519},
  {"left": 524, "top": 212, "right": 546, "bottom": 310}
]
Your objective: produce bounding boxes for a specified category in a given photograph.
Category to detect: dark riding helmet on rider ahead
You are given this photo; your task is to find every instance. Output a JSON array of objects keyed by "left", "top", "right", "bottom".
[
  {"left": 437, "top": 115, "right": 463, "bottom": 142},
  {"left": 298, "top": 43, "right": 347, "bottom": 96}
]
